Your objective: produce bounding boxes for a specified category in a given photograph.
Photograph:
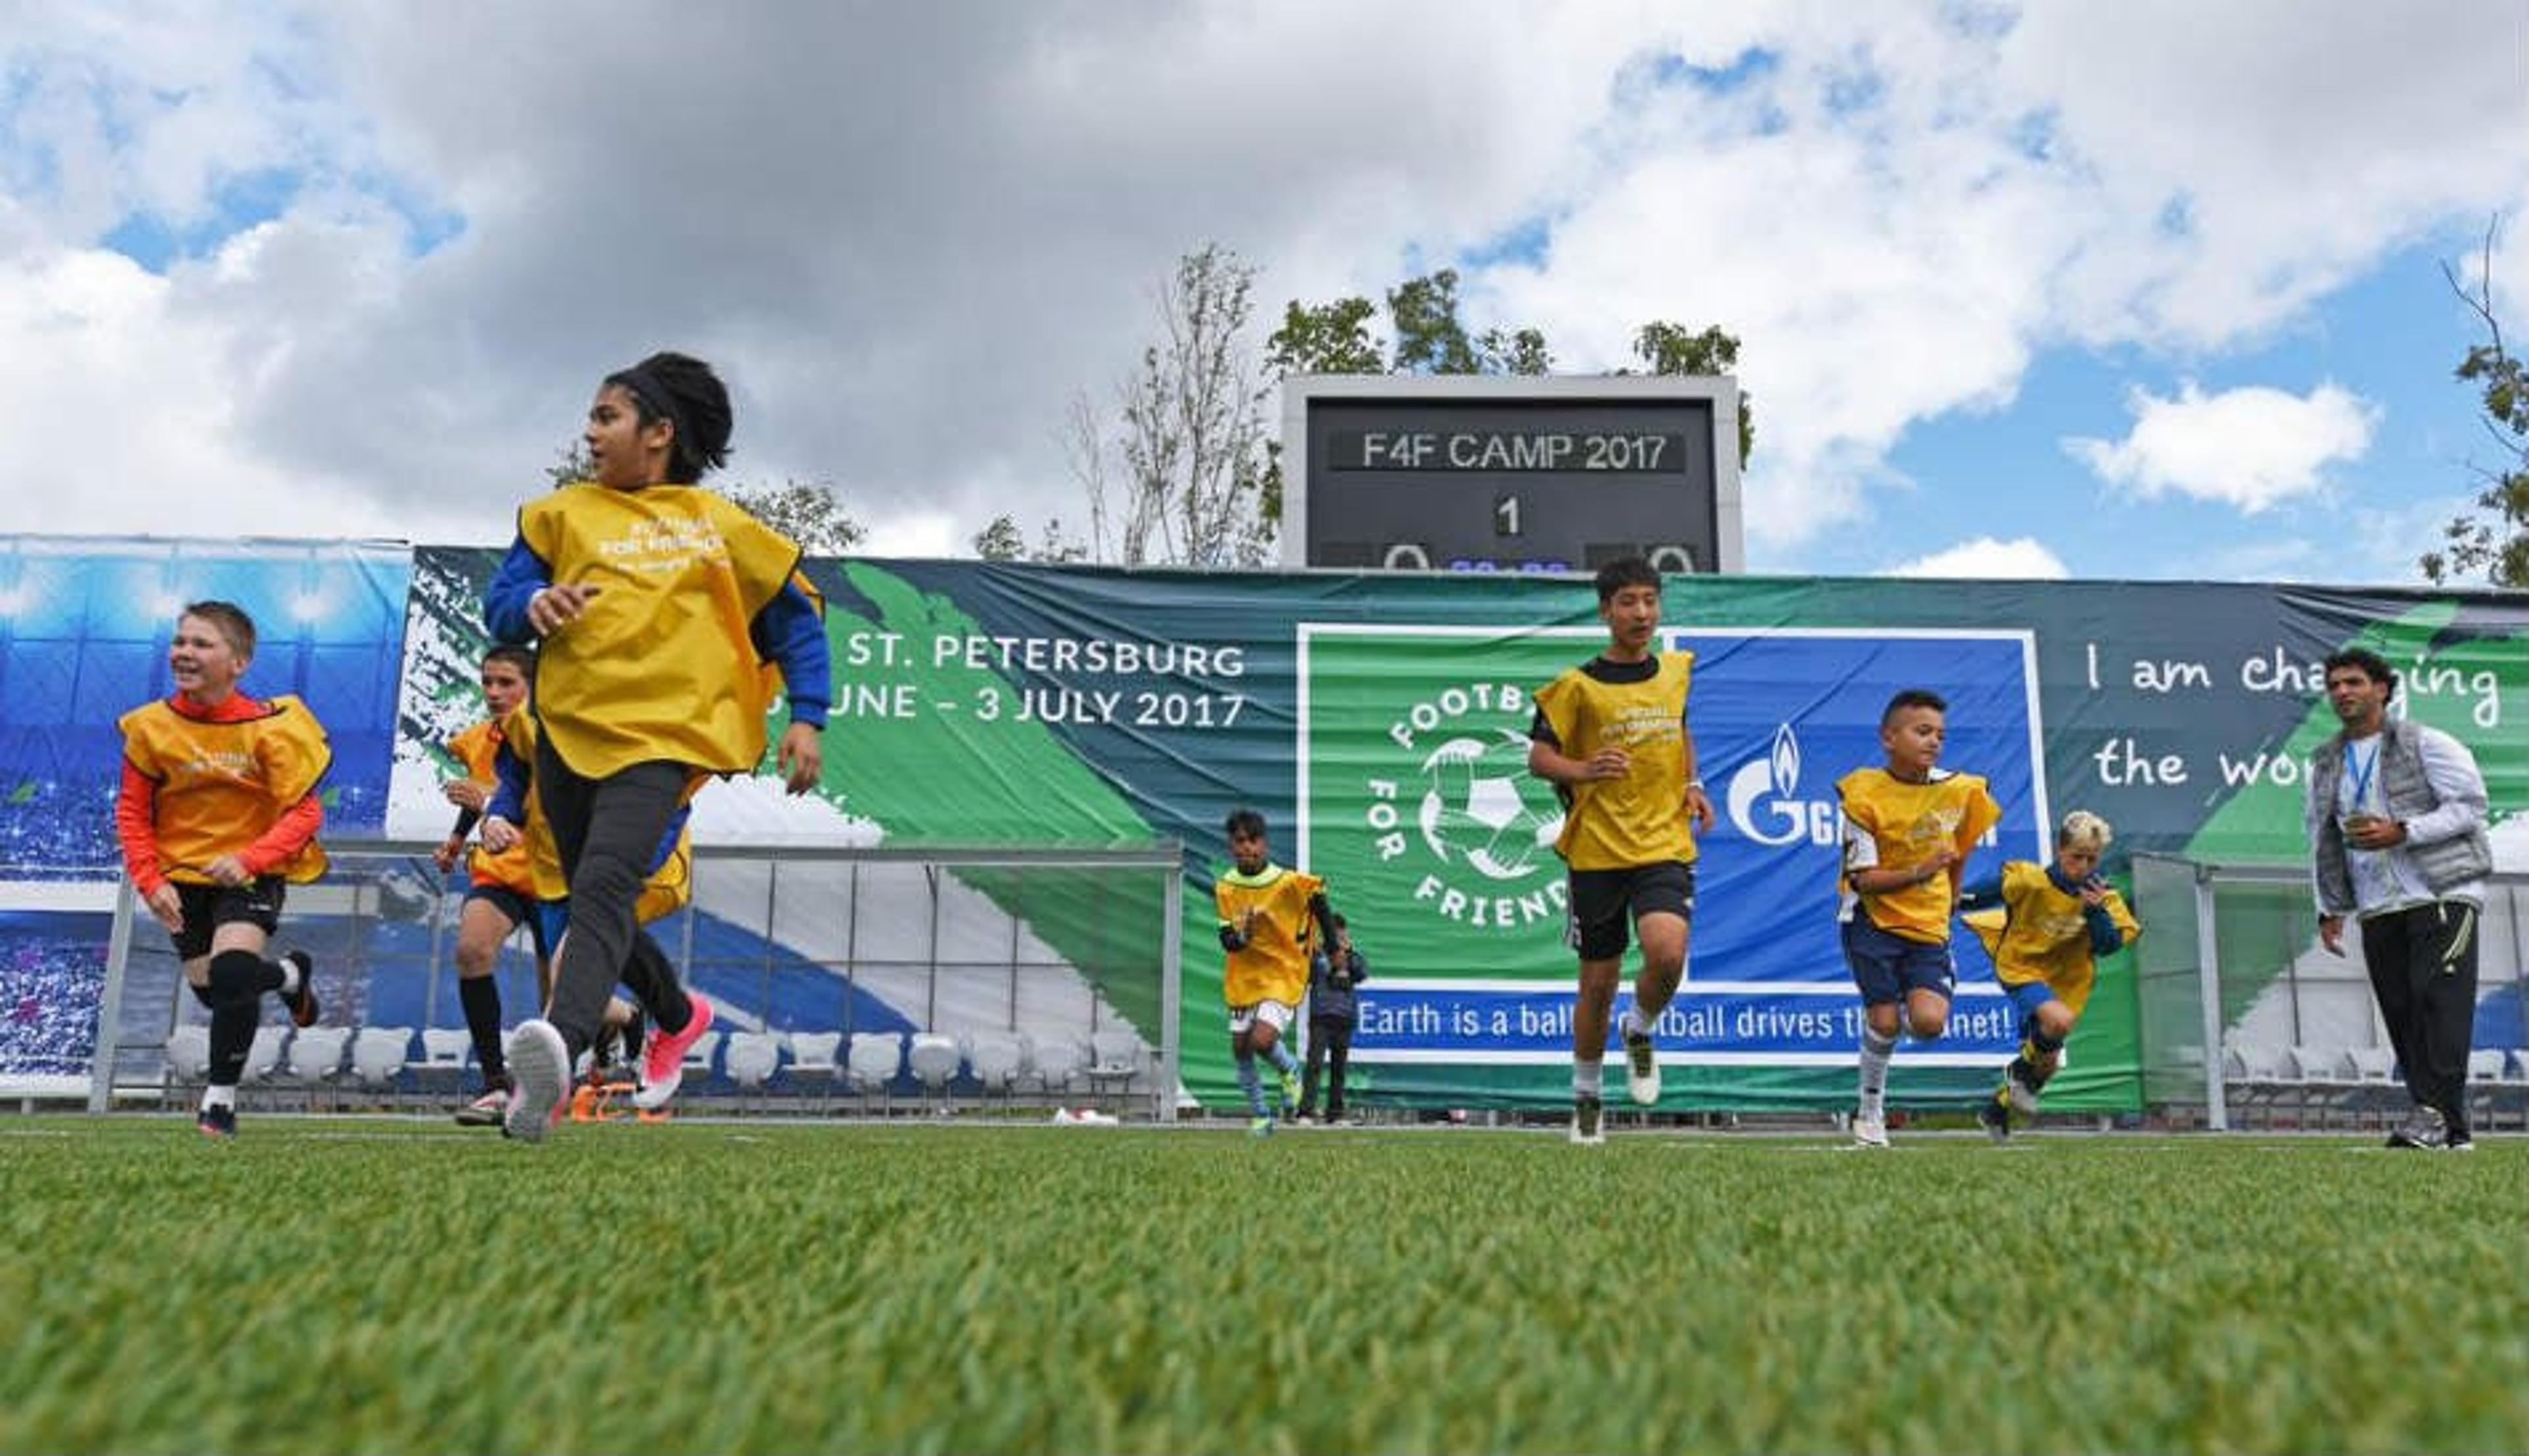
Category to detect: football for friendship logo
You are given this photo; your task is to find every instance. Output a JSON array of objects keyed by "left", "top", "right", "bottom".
[{"left": 1366, "top": 679, "right": 1571, "bottom": 932}]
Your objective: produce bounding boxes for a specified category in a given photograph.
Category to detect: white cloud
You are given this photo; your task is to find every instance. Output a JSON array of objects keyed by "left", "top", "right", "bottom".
[
  {"left": 0, "top": 0, "right": 2519, "bottom": 564},
  {"left": 1882, "top": 536, "right": 2069, "bottom": 580},
  {"left": 2064, "top": 381, "right": 2379, "bottom": 512},
  {"left": 859, "top": 511, "right": 963, "bottom": 560}
]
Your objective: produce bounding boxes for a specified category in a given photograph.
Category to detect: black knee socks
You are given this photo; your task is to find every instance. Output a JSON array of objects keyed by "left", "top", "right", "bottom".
[
  {"left": 458, "top": 975, "right": 508, "bottom": 1090},
  {"left": 205, "top": 949, "right": 283, "bottom": 1086}
]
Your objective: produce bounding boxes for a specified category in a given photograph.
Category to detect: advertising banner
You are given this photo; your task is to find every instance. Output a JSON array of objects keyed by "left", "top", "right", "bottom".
[
  {"left": 1299, "top": 624, "right": 2048, "bottom": 1104},
  {"left": 2, "top": 534, "right": 2522, "bottom": 1112}
]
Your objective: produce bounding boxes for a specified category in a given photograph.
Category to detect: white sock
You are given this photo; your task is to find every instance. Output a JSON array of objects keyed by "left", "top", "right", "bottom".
[
  {"left": 1857, "top": 1028, "right": 1897, "bottom": 1119},
  {"left": 1618, "top": 1004, "right": 1652, "bottom": 1042},
  {"left": 277, "top": 957, "right": 302, "bottom": 997},
  {"left": 201, "top": 1085, "right": 236, "bottom": 1112},
  {"left": 1573, "top": 1058, "right": 1602, "bottom": 1100}
]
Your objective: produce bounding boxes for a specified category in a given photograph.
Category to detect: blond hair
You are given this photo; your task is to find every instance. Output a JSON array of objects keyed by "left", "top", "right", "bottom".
[{"left": 2056, "top": 810, "right": 2112, "bottom": 853}]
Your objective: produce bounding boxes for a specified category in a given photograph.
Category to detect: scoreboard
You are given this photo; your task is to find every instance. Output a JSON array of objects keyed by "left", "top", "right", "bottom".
[{"left": 1280, "top": 375, "right": 1743, "bottom": 574}]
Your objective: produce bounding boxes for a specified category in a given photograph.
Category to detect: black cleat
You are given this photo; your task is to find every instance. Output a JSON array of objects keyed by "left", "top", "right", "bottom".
[{"left": 283, "top": 950, "right": 319, "bottom": 1029}]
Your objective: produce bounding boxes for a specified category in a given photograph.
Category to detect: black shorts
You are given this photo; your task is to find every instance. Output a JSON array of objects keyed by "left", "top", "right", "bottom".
[
  {"left": 1565, "top": 861, "right": 1695, "bottom": 961},
  {"left": 464, "top": 882, "right": 550, "bottom": 961},
  {"left": 167, "top": 878, "right": 286, "bottom": 961}
]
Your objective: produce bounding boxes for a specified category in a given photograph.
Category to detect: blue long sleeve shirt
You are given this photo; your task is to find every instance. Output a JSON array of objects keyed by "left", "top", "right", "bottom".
[
  {"left": 1959, "top": 865, "right": 2124, "bottom": 957},
  {"left": 483, "top": 533, "right": 831, "bottom": 730}
]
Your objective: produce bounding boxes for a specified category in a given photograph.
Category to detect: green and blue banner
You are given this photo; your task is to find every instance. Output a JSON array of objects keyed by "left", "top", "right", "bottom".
[{"left": 1, "top": 536, "right": 2522, "bottom": 1111}]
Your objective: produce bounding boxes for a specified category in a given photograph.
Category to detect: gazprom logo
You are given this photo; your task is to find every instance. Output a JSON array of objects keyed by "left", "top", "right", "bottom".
[{"left": 1725, "top": 723, "right": 1839, "bottom": 847}]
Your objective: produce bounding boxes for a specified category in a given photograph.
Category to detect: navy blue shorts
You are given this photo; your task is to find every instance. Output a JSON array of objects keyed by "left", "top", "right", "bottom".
[
  {"left": 2002, "top": 978, "right": 2057, "bottom": 1027},
  {"left": 1841, "top": 915, "right": 1953, "bottom": 1008},
  {"left": 464, "top": 880, "right": 549, "bottom": 961}
]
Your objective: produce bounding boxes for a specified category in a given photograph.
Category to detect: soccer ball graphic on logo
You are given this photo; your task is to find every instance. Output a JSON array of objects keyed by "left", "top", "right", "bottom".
[{"left": 1417, "top": 731, "right": 1561, "bottom": 881}]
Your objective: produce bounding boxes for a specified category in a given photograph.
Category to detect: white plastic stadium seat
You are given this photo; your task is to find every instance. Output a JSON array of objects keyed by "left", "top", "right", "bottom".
[
  {"left": 906, "top": 1032, "right": 963, "bottom": 1114},
  {"left": 846, "top": 1031, "right": 904, "bottom": 1116},
  {"left": 723, "top": 1031, "right": 783, "bottom": 1114},
  {"left": 410, "top": 1027, "right": 474, "bottom": 1100},
  {"left": 280, "top": 1026, "right": 352, "bottom": 1111},
  {"left": 348, "top": 1026, "right": 412, "bottom": 1105},
  {"left": 2287, "top": 1045, "right": 2354, "bottom": 1129},
  {"left": 675, "top": 1030, "right": 724, "bottom": 1100},
  {"left": 963, "top": 1030, "right": 1028, "bottom": 1106},
  {"left": 2343, "top": 1044, "right": 2401, "bottom": 1129},
  {"left": 1031, "top": 1033, "right": 1089, "bottom": 1099},
  {"left": 1086, "top": 1029, "right": 1145, "bottom": 1115},
  {"left": 2464, "top": 1048, "right": 2509, "bottom": 1132},
  {"left": 786, "top": 1031, "right": 844, "bottom": 1112},
  {"left": 2225, "top": 1042, "right": 2295, "bottom": 1127},
  {"left": 244, "top": 1025, "right": 290, "bottom": 1089},
  {"left": 162, "top": 1024, "right": 213, "bottom": 1108}
]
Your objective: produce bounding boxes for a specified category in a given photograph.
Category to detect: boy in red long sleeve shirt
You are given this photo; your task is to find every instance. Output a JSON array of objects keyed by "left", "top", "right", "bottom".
[{"left": 115, "top": 601, "right": 330, "bottom": 1139}]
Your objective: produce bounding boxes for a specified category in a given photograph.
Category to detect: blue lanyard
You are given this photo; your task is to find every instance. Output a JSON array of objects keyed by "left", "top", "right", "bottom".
[{"left": 2344, "top": 740, "right": 2380, "bottom": 809}]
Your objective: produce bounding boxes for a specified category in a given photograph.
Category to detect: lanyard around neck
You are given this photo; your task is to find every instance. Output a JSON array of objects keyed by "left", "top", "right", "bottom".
[{"left": 2344, "top": 737, "right": 2381, "bottom": 807}]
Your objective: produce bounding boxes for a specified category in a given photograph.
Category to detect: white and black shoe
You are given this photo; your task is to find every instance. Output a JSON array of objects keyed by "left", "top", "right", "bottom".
[
  {"left": 2386, "top": 1104, "right": 2448, "bottom": 1150},
  {"left": 503, "top": 1020, "right": 569, "bottom": 1144},
  {"left": 2003, "top": 1062, "right": 2040, "bottom": 1119},
  {"left": 1569, "top": 1094, "right": 1606, "bottom": 1146},
  {"left": 1621, "top": 1026, "right": 1661, "bottom": 1106}
]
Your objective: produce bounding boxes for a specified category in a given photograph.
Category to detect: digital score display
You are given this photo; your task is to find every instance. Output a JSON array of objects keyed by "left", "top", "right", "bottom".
[{"left": 1282, "top": 377, "right": 1742, "bottom": 575}]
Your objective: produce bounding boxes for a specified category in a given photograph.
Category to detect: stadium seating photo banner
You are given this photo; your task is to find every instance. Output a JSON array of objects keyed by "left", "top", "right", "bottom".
[{"left": 2, "top": 535, "right": 2523, "bottom": 1111}]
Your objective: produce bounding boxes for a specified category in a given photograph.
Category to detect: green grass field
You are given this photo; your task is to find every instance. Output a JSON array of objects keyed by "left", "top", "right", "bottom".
[{"left": 0, "top": 1116, "right": 2520, "bottom": 1456}]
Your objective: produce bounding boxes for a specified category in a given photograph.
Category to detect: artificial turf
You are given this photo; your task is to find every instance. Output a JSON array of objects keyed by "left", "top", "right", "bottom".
[{"left": 0, "top": 1117, "right": 2518, "bottom": 1455}]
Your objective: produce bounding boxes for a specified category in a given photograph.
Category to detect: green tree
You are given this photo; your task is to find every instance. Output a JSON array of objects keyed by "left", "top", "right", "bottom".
[
  {"left": 1264, "top": 296, "right": 1382, "bottom": 376},
  {"left": 973, "top": 514, "right": 1089, "bottom": 564},
  {"left": 1386, "top": 270, "right": 1485, "bottom": 375},
  {"left": 1268, "top": 277, "right": 1554, "bottom": 379},
  {"left": 2422, "top": 223, "right": 2528, "bottom": 587},
  {"left": 722, "top": 480, "right": 867, "bottom": 555},
  {"left": 973, "top": 514, "right": 1025, "bottom": 562},
  {"left": 1629, "top": 321, "right": 1754, "bottom": 468},
  {"left": 1482, "top": 325, "right": 1553, "bottom": 377},
  {"left": 1067, "top": 243, "right": 1276, "bottom": 566}
]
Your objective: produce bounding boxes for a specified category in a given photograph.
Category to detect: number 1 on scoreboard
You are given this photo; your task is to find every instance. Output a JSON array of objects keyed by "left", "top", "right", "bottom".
[{"left": 1493, "top": 492, "right": 1521, "bottom": 538}]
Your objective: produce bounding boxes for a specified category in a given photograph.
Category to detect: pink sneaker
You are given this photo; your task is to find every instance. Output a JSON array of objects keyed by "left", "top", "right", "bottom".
[{"left": 632, "top": 993, "right": 713, "bottom": 1110}]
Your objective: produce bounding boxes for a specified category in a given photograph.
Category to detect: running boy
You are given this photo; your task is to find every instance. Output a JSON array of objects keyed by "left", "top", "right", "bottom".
[
  {"left": 430, "top": 645, "right": 543, "bottom": 1124},
  {"left": 1958, "top": 809, "right": 2140, "bottom": 1141},
  {"left": 115, "top": 601, "right": 328, "bottom": 1139},
  {"left": 485, "top": 350, "right": 829, "bottom": 1141},
  {"left": 1836, "top": 688, "right": 2001, "bottom": 1148},
  {"left": 1527, "top": 556, "right": 1713, "bottom": 1145},
  {"left": 1216, "top": 807, "right": 1340, "bottom": 1136}
]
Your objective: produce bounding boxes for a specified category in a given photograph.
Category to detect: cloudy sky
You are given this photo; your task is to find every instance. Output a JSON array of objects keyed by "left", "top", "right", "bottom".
[{"left": 1, "top": 0, "right": 2523, "bottom": 583}]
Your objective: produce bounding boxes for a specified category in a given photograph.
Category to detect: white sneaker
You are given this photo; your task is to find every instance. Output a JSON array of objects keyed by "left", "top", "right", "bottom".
[
  {"left": 1849, "top": 1112, "right": 1889, "bottom": 1148},
  {"left": 503, "top": 1019, "right": 568, "bottom": 1144},
  {"left": 1569, "top": 1095, "right": 1606, "bottom": 1145},
  {"left": 1621, "top": 1027, "right": 1662, "bottom": 1106},
  {"left": 2003, "top": 1064, "right": 2040, "bottom": 1118}
]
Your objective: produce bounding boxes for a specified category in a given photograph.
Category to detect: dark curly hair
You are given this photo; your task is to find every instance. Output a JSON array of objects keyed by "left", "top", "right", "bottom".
[{"left": 604, "top": 350, "right": 733, "bottom": 483}]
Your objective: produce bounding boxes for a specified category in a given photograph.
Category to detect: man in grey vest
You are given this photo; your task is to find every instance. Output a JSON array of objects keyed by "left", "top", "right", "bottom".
[{"left": 2304, "top": 647, "right": 2493, "bottom": 1150}]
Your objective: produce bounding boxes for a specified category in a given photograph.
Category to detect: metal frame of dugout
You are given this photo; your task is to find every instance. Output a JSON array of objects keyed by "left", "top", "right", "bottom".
[{"left": 78, "top": 838, "right": 1187, "bottom": 1121}]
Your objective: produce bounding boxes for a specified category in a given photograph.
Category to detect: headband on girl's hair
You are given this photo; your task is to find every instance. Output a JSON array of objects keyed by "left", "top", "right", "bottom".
[{"left": 606, "top": 365, "right": 693, "bottom": 469}]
